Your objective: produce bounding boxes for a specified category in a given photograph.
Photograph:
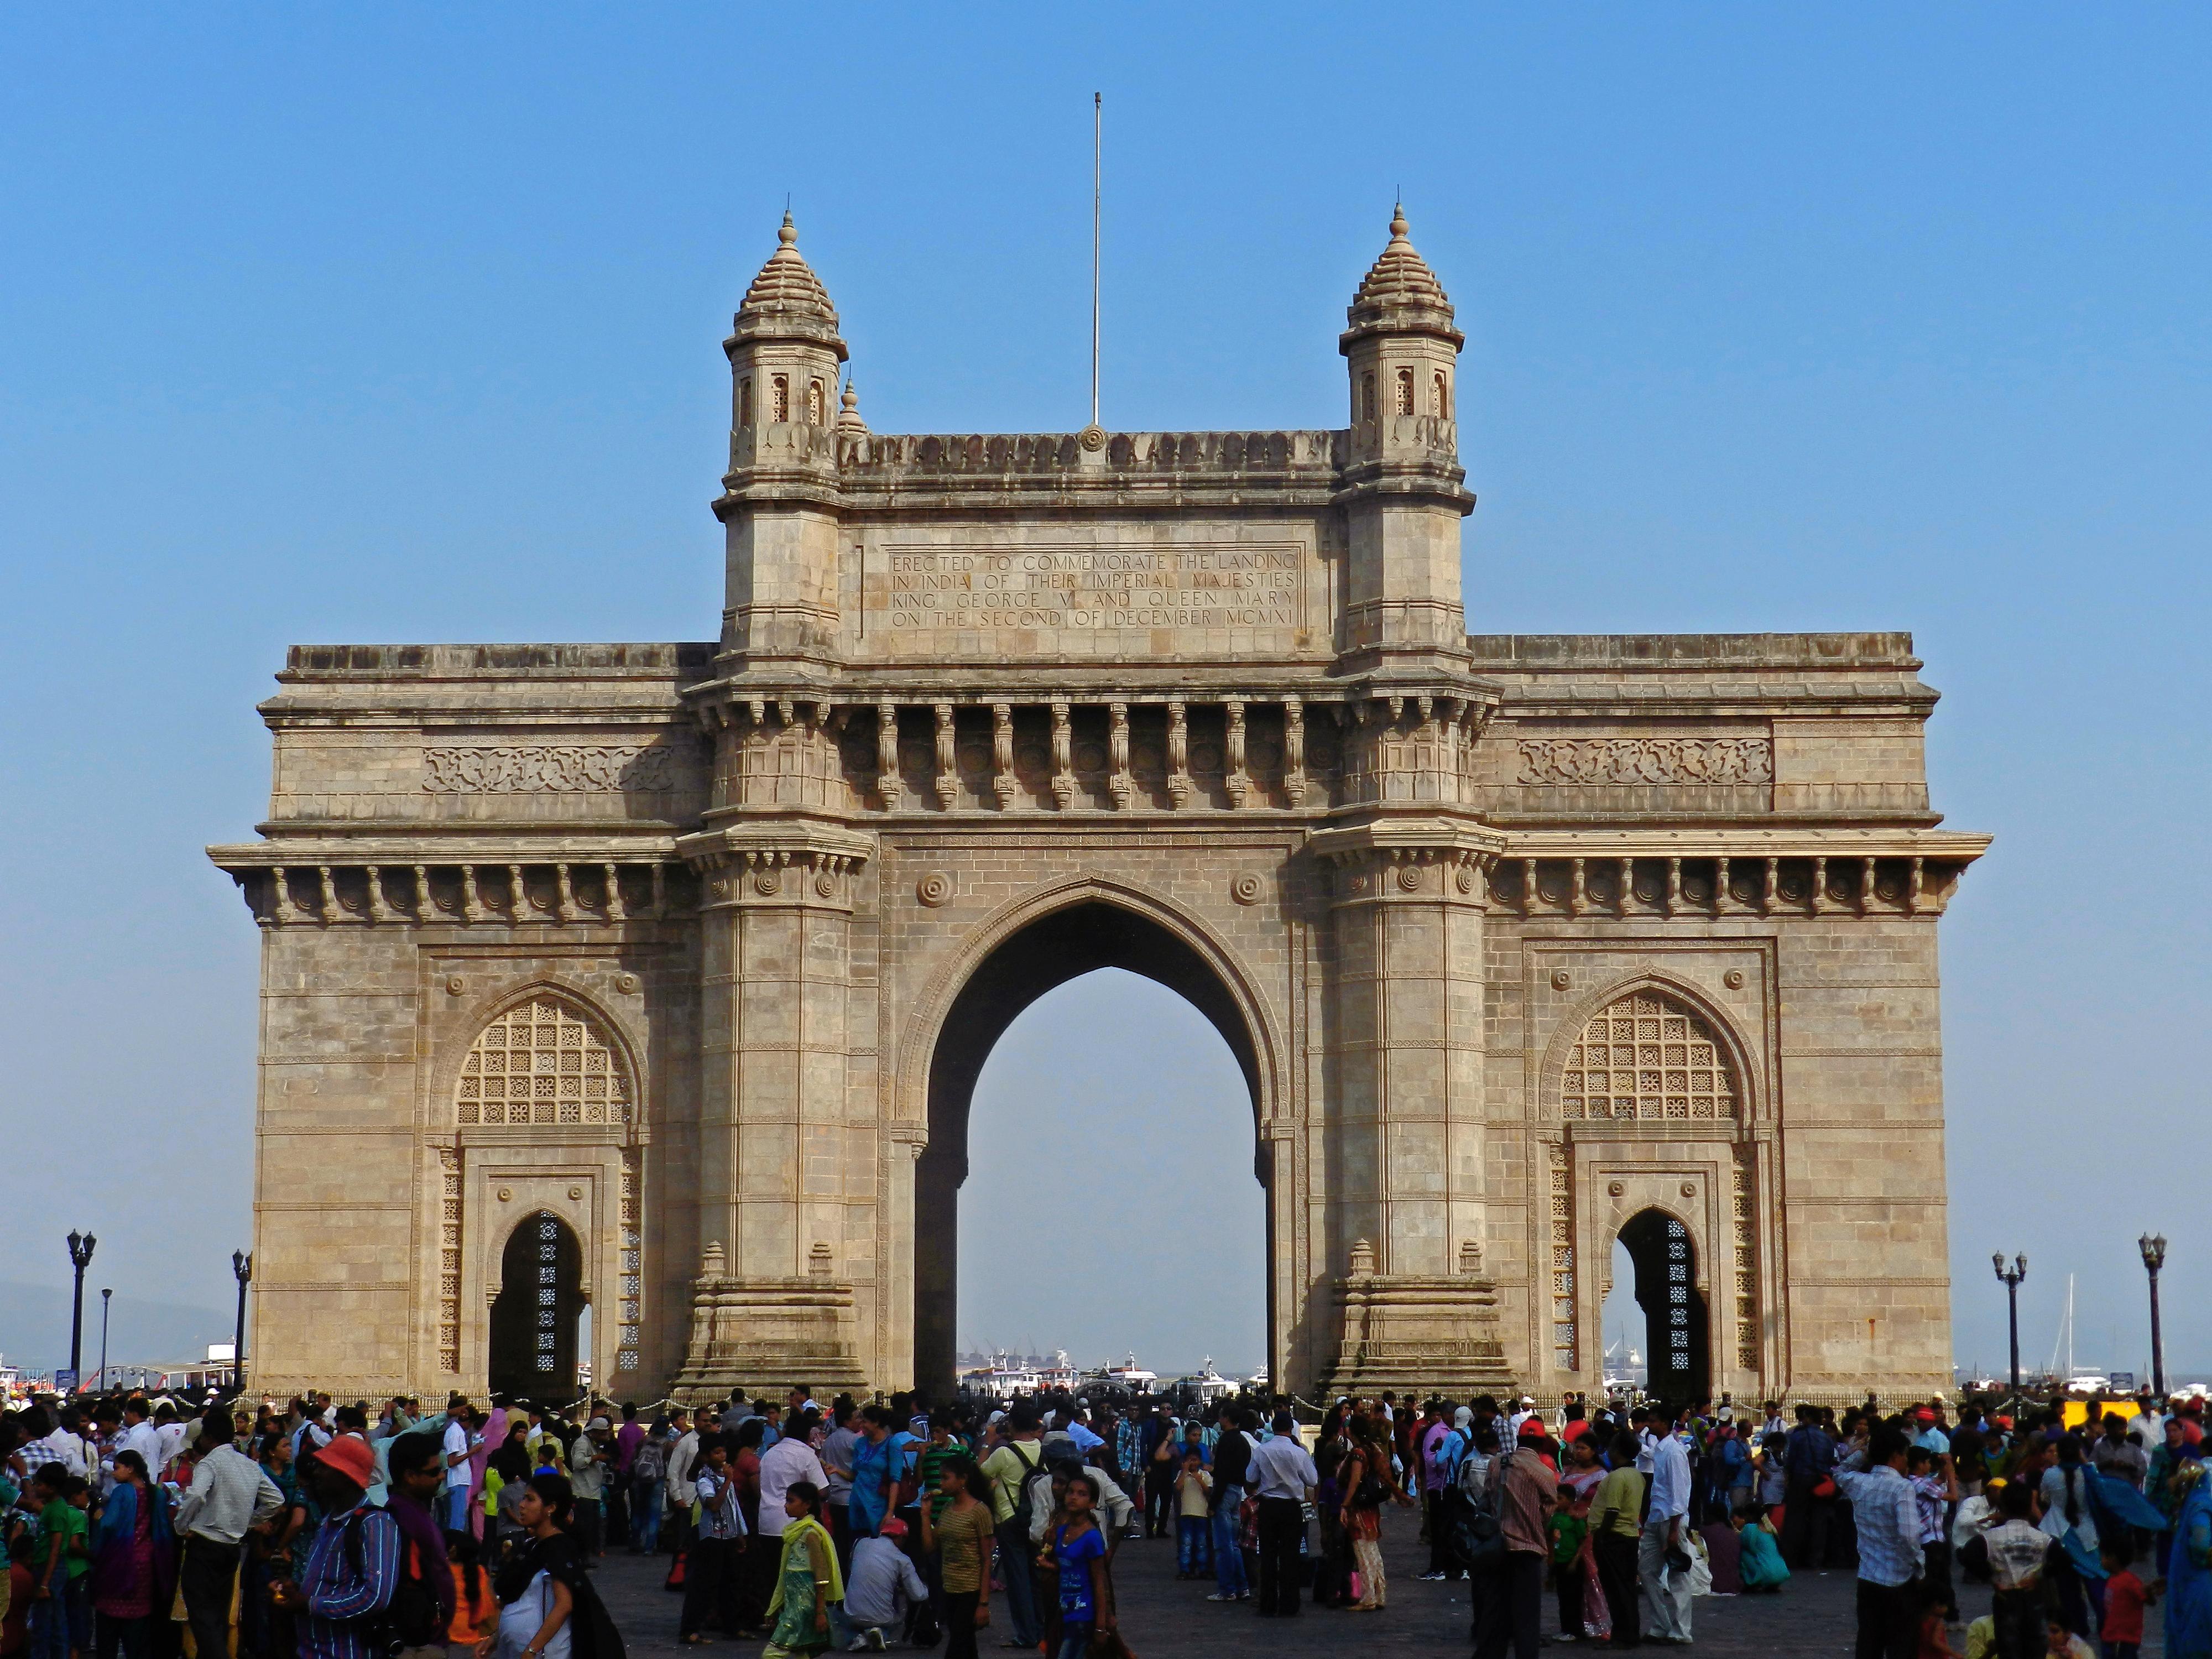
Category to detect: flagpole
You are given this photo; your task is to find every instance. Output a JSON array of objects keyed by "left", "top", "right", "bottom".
[{"left": 1091, "top": 91, "right": 1101, "bottom": 431}]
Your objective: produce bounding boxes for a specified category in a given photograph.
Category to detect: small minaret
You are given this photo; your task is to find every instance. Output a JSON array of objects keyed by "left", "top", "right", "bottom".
[
  {"left": 835, "top": 377, "right": 869, "bottom": 441},
  {"left": 715, "top": 213, "right": 849, "bottom": 665},
  {"left": 1335, "top": 204, "right": 1473, "bottom": 664}
]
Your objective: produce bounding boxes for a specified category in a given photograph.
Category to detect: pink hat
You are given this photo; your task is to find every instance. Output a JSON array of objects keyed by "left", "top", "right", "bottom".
[{"left": 878, "top": 1515, "right": 907, "bottom": 1537}]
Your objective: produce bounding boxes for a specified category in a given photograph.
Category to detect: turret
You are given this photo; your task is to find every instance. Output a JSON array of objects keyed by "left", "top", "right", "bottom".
[
  {"left": 715, "top": 213, "right": 848, "bottom": 669},
  {"left": 1334, "top": 205, "right": 1474, "bottom": 665}
]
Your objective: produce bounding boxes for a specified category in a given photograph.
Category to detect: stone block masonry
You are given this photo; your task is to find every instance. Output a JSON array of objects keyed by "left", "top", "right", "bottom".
[{"left": 211, "top": 205, "right": 1985, "bottom": 1406}]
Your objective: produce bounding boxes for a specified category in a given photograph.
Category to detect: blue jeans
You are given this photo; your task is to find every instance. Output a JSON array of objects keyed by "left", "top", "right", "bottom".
[
  {"left": 1213, "top": 1486, "right": 1249, "bottom": 1597},
  {"left": 1177, "top": 1514, "right": 1212, "bottom": 1573},
  {"left": 30, "top": 1594, "right": 71, "bottom": 1659},
  {"left": 1056, "top": 1624, "right": 1093, "bottom": 1659},
  {"left": 633, "top": 1477, "right": 663, "bottom": 1551},
  {"left": 996, "top": 1519, "right": 1041, "bottom": 1647}
]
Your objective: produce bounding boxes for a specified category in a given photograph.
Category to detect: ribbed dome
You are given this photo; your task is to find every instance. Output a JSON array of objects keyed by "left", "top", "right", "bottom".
[
  {"left": 1345, "top": 204, "right": 1457, "bottom": 337},
  {"left": 733, "top": 212, "right": 843, "bottom": 345}
]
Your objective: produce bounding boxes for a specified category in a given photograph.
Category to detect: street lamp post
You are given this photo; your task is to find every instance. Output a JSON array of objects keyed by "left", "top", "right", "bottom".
[
  {"left": 98, "top": 1289, "right": 111, "bottom": 1392},
  {"left": 2140, "top": 1233, "right": 2168, "bottom": 1400},
  {"left": 1992, "top": 1252, "right": 2028, "bottom": 1396},
  {"left": 232, "top": 1250, "right": 252, "bottom": 1391},
  {"left": 65, "top": 1231, "right": 97, "bottom": 1386}
]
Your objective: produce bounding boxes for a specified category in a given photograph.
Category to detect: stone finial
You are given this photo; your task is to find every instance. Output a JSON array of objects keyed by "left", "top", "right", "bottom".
[
  {"left": 1348, "top": 1237, "right": 1377, "bottom": 1277},
  {"left": 1459, "top": 1238, "right": 1484, "bottom": 1275},
  {"left": 836, "top": 377, "right": 869, "bottom": 439},
  {"left": 1344, "top": 200, "right": 1455, "bottom": 340},
  {"left": 808, "top": 1241, "right": 834, "bottom": 1277},
  {"left": 700, "top": 1239, "right": 726, "bottom": 1278},
  {"left": 732, "top": 210, "right": 844, "bottom": 351}
]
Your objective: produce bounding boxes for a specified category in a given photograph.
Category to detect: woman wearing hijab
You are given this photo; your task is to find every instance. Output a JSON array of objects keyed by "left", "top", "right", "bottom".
[{"left": 487, "top": 1425, "right": 534, "bottom": 1556}]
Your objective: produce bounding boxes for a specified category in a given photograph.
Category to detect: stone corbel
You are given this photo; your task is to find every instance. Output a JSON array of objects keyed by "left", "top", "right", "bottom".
[
  {"left": 932, "top": 704, "right": 958, "bottom": 810},
  {"left": 990, "top": 703, "right": 1015, "bottom": 810},
  {"left": 1107, "top": 702, "right": 1132, "bottom": 809},
  {"left": 876, "top": 702, "right": 901, "bottom": 810},
  {"left": 1282, "top": 698, "right": 1307, "bottom": 806},
  {"left": 1048, "top": 700, "right": 1075, "bottom": 810},
  {"left": 1166, "top": 698, "right": 1191, "bottom": 809},
  {"left": 1224, "top": 699, "right": 1248, "bottom": 808}
]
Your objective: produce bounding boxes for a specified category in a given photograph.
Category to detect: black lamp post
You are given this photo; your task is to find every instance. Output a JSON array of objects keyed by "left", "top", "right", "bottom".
[
  {"left": 2139, "top": 1233, "right": 2168, "bottom": 1400},
  {"left": 65, "top": 1230, "right": 97, "bottom": 1386},
  {"left": 1992, "top": 1251, "right": 2027, "bottom": 1396},
  {"left": 98, "top": 1289, "right": 111, "bottom": 1392},
  {"left": 232, "top": 1250, "right": 252, "bottom": 1391}
]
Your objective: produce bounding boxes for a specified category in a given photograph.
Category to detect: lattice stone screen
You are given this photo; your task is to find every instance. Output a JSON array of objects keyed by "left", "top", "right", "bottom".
[
  {"left": 457, "top": 995, "right": 631, "bottom": 1125},
  {"left": 1561, "top": 989, "right": 1739, "bottom": 1120}
]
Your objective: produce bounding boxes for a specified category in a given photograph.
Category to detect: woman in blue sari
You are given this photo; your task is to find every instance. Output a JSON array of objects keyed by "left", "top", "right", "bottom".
[{"left": 2169, "top": 1458, "right": 2212, "bottom": 1659}]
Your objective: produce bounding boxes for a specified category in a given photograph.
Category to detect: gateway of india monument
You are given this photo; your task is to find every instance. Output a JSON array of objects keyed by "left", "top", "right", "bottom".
[{"left": 212, "top": 207, "right": 1987, "bottom": 1407}]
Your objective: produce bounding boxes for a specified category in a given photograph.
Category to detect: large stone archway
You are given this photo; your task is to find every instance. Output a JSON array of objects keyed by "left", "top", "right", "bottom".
[{"left": 215, "top": 206, "right": 1989, "bottom": 1406}]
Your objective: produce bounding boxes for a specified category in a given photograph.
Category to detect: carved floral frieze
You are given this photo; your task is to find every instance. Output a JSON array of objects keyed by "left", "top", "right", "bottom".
[
  {"left": 1516, "top": 737, "right": 1772, "bottom": 787},
  {"left": 422, "top": 745, "right": 686, "bottom": 795}
]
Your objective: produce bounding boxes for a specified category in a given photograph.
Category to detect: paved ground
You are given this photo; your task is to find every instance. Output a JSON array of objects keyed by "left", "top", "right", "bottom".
[{"left": 589, "top": 1509, "right": 2168, "bottom": 1656}]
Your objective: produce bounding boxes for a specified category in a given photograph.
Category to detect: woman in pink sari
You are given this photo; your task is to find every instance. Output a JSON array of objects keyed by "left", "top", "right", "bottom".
[{"left": 468, "top": 1402, "right": 508, "bottom": 1538}]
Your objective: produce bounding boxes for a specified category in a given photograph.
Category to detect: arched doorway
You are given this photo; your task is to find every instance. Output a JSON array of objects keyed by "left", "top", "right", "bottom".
[
  {"left": 489, "top": 1211, "right": 584, "bottom": 1402},
  {"left": 1618, "top": 1209, "right": 1709, "bottom": 1405},
  {"left": 916, "top": 899, "right": 1266, "bottom": 1397}
]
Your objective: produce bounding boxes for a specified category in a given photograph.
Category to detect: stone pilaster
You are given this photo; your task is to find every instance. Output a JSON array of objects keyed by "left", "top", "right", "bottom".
[{"left": 674, "top": 820, "right": 874, "bottom": 1397}]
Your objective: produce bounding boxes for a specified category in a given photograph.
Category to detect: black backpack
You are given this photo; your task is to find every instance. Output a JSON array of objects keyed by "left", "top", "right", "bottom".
[
  {"left": 1008, "top": 1443, "right": 1052, "bottom": 1536},
  {"left": 336, "top": 1506, "right": 432, "bottom": 1657},
  {"left": 1444, "top": 1449, "right": 1512, "bottom": 1576}
]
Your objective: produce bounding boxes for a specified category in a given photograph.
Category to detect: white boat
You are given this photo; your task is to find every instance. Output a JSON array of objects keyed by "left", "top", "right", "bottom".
[
  {"left": 1103, "top": 1352, "right": 1157, "bottom": 1389},
  {"left": 2064, "top": 1374, "right": 2113, "bottom": 1395}
]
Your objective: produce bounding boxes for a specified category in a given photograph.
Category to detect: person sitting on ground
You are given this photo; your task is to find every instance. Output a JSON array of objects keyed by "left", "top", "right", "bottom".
[
  {"left": 1734, "top": 1501, "right": 1788, "bottom": 1592},
  {"left": 834, "top": 1514, "right": 925, "bottom": 1653}
]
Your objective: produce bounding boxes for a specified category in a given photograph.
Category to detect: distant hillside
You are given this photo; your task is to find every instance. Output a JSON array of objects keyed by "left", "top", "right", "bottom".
[{"left": 0, "top": 1281, "right": 233, "bottom": 1376}]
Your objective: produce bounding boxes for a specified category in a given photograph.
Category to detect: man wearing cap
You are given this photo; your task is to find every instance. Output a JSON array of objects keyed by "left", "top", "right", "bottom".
[
  {"left": 1911, "top": 1406, "right": 1950, "bottom": 1456},
  {"left": 834, "top": 1515, "right": 927, "bottom": 1652},
  {"left": 272, "top": 1431, "right": 400, "bottom": 1659},
  {"left": 176, "top": 1407, "right": 285, "bottom": 1659}
]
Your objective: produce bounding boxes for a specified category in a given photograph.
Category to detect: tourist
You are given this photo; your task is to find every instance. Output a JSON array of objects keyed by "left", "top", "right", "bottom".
[
  {"left": 1781, "top": 1404, "right": 1839, "bottom": 1572},
  {"left": 1473, "top": 1423, "right": 1557, "bottom": 1659},
  {"left": 847, "top": 1408, "right": 896, "bottom": 1544},
  {"left": 482, "top": 1473, "right": 583, "bottom": 1659},
  {"left": 1141, "top": 1406, "right": 1179, "bottom": 1540},
  {"left": 87, "top": 1451, "right": 169, "bottom": 1659},
  {"left": 1554, "top": 1431, "right": 1608, "bottom": 1637},
  {"left": 978, "top": 1404, "right": 1048, "bottom": 1651},
  {"left": 627, "top": 1415, "right": 670, "bottom": 1557},
  {"left": 1589, "top": 1431, "right": 1645, "bottom": 1647},
  {"left": 1835, "top": 1423, "right": 1926, "bottom": 1659},
  {"left": 566, "top": 1422, "right": 611, "bottom": 1564},
  {"left": 1735, "top": 1502, "right": 1788, "bottom": 1593},
  {"left": 1039, "top": 1473, "right": 1112, "bottom": 1659},
  {"left": 1172, "top": 1452, "right": 1211, "bottom": 1579},
  {"left": 1638, "top": 1403, "right": 1693, "bottom": 1645},
  {"left": 1204, "top": 1406, "right": 1251, "bottom": 1603},
  {"left": 817, "top": 1405, "right": 859, "bottom": 1568},
  {"left": 1245, "top": 1409, "right": 1314, "bottom": 1618},
  {"left": 759, "top": 1480, "right": 838, "bottom": 1659},
  {"left": 664, "top": 1409, "right": 700, "bottom": 1562},
  {"left": 2166, "top": 1459, "right": 2212, "bottom": 1659},
  {"left": 834, "top": 1514, "right": 925, "bottom": 1653},
  {"left": 1339, "top": 1415, "right": 1409, "bottom": 1612},
  {"left": 272, "top": 1432, "right": 399, "bottom": 1659},
  {"left": 679, "top": 1435, "right": 747, "bottom": 1646},
  {"left": 919, "top": 1456, "right": 992, "bottom": 1659},
  {"left": 174, "top": 1407, "right": 282, "bottom": 1659},
  {"left": 380, "top": 1434, "right": 457, "bottom": 1655}
]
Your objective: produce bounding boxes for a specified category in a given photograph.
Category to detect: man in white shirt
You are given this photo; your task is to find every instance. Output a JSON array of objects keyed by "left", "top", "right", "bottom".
[
  {"left": 21, "top": 1407, "right": 93, "bottom": 1482},
  {"left": 1248, "top": 1411, "right": 1320, "bottom": 1617},
  {"left": 174, "top": 1410, "right": 284, "bottom": 1659},
  {"left": 116, "top": 1400, "right": 164, "bottom": 1484},
  {"left": 756, "top": 1418, "right": 829, "bottom": 1540},
  {"left": 664, "top": 1409, "right": 700, "bottom": 1553},
  {"left": 440, "top": 1398, "right": 477, "bottom": 1532},
  {"left": 1638, "top": 1402, "right": 1693, "bottom": 1643}
]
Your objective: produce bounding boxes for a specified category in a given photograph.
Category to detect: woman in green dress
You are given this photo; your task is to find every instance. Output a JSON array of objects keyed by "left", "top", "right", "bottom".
[{"left": 762, "top": 1480, "right": 843, "bottom": 1658}]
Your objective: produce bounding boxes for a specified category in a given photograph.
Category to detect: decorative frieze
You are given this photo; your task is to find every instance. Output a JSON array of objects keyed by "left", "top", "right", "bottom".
[
  {"left": 1517, "top": 737, "right": 1773, "bottom": 787},
  {"left": 424, "top": 745, "right": 687, "bottom": 794}
]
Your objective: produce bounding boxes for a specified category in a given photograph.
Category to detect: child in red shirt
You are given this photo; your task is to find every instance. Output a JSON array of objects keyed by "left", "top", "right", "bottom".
[
  {"left": 2, "top": 1534, "right": 35, "bottom": 1657},
  {"left": 2099, "top": 1543, "right": 2147, "bottom": 1659}
]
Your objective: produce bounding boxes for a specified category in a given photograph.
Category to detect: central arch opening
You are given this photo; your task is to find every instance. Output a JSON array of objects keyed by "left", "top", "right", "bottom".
[
  {"left": 1615, "top": 1209, "right": 1710, "bottom": 1405},
  {"left": 489, "top": 1211, "right": 583, "bottom": 1402},
  {"left": 916, "top": 900, "right": 1267, "bottom": 1397}
]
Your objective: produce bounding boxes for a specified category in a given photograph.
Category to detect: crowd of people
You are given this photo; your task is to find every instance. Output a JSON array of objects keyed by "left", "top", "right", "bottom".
[{"left": 7, "top": 1380, "right": 2212, "bottom": 1659}]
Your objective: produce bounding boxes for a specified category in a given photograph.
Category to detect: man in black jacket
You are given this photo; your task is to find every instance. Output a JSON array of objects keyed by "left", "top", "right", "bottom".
[{"left": 1207, "top": 1410, "right": 1253, "bottom": 1602}]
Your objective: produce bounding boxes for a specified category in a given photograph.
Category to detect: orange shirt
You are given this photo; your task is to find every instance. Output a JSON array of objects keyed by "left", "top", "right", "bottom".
[{"left": 448, "top": 1564, "right": 490, "bottom": 1644}]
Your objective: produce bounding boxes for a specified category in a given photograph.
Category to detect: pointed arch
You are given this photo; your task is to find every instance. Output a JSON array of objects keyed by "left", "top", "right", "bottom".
[{"left": 442, "top": 983, "right": 641, "bottom": 1135}]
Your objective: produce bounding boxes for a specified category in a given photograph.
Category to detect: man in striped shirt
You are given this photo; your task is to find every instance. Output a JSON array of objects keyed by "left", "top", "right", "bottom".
[{"left": 271, "top": 1433, "right": 399, "bottom": 1659}]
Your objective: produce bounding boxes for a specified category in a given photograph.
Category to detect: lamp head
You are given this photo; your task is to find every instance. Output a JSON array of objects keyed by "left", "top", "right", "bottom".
[{"left": 1992, "top": 1251, "right": 2005, "bottom": 1276}]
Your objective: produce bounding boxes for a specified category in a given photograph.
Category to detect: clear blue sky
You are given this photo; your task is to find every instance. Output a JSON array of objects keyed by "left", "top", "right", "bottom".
[{"left": 2, "top": 7, "right": 2205, "bottom": 1383}]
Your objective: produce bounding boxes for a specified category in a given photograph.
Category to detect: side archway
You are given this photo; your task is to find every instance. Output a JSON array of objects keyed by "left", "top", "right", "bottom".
[{"left": 488, "top": 1209, "right": 585, "bottom": 1402}]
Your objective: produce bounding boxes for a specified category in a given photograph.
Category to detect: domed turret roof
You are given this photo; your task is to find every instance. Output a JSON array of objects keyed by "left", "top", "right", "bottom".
[
  {"left": 731, "top": 212, "right": 847, "bottom": 357},
  {"left": 1343, "top": 204, "right": 1460, "bottom": 347}
]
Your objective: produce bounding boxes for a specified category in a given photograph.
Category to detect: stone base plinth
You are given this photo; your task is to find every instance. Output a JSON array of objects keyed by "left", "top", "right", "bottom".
[
  {"left": 1323, "top": 1267, "right": 1518, "bottom": 1400},
  {"left": 672, "top": 1264, "right": 870, "bottom": 1402}
]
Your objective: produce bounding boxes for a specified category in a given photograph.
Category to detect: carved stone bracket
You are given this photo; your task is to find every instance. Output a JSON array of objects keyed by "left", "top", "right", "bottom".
[{"left": 678, "top": 823, "right": 875, "bottom": 911}]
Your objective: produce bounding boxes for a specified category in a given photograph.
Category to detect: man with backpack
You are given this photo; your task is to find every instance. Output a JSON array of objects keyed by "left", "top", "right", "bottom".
[
  {"left": 979, "top": 1404, "right": 1050, "bottom": 1650},
  {"left": 1471, "top": 1428, "right": 1558, "bottom": 1659},
  {"left": 270, "top": 1432, "right": 400, "bottom": 1659},
  {"left": 384, "top": 1433, "right": 459, "bottom": 1659}
]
